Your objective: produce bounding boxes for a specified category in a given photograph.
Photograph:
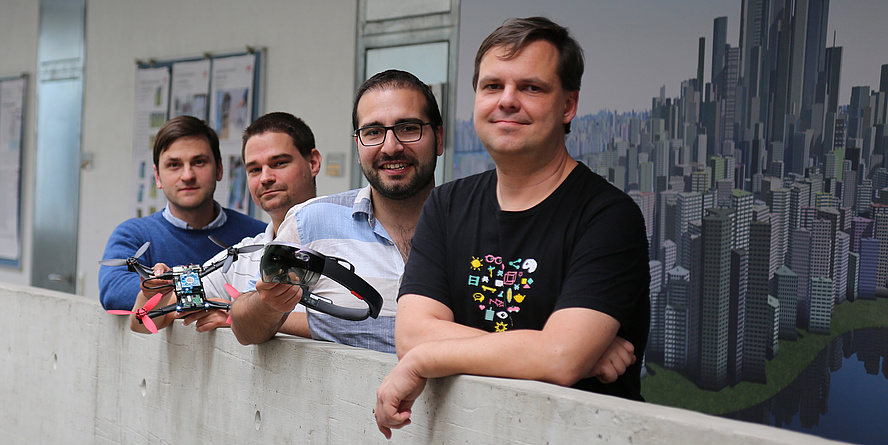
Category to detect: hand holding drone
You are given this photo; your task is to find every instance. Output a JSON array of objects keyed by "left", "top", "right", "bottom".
[
  {"left": 103, "top": 238, "right": 384, "bottom": 334},
  {"left": 101, "top": 236, "right": 262, "bottom": 334}
]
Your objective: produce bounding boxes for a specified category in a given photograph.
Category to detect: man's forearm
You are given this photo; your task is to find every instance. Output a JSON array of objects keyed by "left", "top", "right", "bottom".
[
  {"left": 397, "top": 304, "right": 621, "bottom": 387},
  {"left": 278, "top": 312, "right": 311, "bottom": 338},
  {"left": 230, "top": 291, "right": 288, "bottom": 345},
  {"left": 100, "top": 271, "right": 141, "bottom": 311}
]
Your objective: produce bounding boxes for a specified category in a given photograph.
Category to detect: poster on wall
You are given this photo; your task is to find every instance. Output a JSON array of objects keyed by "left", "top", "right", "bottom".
[
  {"left": 131, "top": 66, "right": 170, "bottom": 218},
  {"left": 453, "top": 2, "right": 888, "bottom": 444},
  {"left": 170, "top": 59, "right": 210, "bottom": 120},
  {"left": 0, "top": 76, "right": 25, "bottom": 265},
  {"left": 208, "top": 53, "right": 255, "bottom": 213}
]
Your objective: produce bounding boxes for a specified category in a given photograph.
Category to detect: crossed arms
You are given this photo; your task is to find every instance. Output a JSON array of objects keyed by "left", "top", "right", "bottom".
[{"left": 374, "top": 293, "right": 634, "bottom": 439}]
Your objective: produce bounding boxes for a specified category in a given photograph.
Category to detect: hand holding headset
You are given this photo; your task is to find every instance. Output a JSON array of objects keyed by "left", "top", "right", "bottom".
[{"left": 259, "top": 242, "right": 383, "bottom": 321}]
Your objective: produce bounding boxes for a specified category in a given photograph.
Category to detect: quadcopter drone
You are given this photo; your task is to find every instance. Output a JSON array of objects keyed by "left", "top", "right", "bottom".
[
  {"left": 100, "top": 235, "right": 262, "bottom": 333},
  {"left": 102, "top": 238, "right": 385, "bottom": 333}
]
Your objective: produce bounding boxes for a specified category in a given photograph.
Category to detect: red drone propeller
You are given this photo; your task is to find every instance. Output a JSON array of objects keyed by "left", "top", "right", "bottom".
[
  {"left": 224, "top": 284, "right": 239, "bottom": 325},
  {"left": 107, "top": 292, "right": 163, "bottom": 334}
]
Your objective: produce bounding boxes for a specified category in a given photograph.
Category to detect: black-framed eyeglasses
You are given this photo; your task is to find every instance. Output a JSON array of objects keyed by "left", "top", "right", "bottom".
[{"left": 354, "top": 122, "right": 433, "bottom": 146}]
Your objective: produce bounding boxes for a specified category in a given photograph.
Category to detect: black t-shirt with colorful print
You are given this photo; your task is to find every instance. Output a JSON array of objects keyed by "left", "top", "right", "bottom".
[{"left": 400, "top": 163, "right": 650, "bottom": 401}]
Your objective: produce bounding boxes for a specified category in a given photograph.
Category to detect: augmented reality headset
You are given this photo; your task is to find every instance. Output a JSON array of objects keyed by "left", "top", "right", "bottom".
[{"left": 259, "top": 242, "right": 383, "bottom": 321}]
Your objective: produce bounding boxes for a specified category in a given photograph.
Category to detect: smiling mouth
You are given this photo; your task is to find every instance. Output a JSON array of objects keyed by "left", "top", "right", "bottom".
[
  {"left": 380, "top": 163, "right": 410, "bottom": 171},
  {"left": 493, "top": 119, "right": 529, "bottom": 125}
]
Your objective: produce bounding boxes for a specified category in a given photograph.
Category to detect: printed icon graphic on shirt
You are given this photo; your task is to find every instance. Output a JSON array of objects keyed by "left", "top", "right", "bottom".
[{"left": 467, "top": 253, "right": 536, "bottom": 332}]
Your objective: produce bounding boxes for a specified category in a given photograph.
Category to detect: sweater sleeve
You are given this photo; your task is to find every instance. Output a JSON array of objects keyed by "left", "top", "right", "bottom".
[{"left": 98, "top": 220, "right": 148, "bottom": 311}]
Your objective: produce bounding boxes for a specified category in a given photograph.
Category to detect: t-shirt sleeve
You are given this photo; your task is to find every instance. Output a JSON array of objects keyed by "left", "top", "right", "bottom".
[
  {"left": 274, "top": 207, "right": 302, "bottom": 245},
  {"left": 399, "top": 188, "right": 453, "bottom": 307},
  {"left": 201, "top": 248, "right": 237, "bottom": 300},
  {"left": 556, "top": 195, "right": 650, "bottom": 330},
  {"left": 243, "top": 205, "right": 306, "bottom": 313},
  {"left": 245, "top": 270, "right": 259, "bottom": 293}
]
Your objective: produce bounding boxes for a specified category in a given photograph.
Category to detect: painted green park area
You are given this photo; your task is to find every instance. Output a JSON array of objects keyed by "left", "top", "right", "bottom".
[{"left": 641, "top": 296, "right": 888, "bottom": 415}]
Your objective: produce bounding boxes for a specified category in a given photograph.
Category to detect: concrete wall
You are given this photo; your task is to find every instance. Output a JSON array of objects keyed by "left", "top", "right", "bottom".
[
  {"left": 0, "top": 282, "right": 841, "bottom": 444},
  {"left": 0, "top": 0, "right": 358, "bottom": 295}
]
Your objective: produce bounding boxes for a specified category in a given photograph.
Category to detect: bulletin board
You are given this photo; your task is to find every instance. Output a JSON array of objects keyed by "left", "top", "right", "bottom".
[
  {"left": 0, "top": 74, "right": 27, "bottom": 267},
  {"left": 131, "top": 49, "right": 264, "bottom": 219}
]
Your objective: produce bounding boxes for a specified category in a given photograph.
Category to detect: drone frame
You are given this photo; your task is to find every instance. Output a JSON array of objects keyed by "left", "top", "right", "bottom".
[{"left": 103, "top": 237, "right": 262, "bottom": 330}]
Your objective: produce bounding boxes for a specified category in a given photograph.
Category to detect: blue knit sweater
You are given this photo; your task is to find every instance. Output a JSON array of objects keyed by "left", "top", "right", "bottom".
[{"left": 98, "top": 209, "right": 266, "bottom": 310}]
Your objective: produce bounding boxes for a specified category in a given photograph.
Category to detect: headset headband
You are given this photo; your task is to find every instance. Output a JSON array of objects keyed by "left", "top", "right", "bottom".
[{"left": 260, "top": 242, "right": 383, "bottom": 321}]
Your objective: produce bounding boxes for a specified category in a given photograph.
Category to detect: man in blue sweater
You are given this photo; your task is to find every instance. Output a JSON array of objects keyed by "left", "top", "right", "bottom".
[{"left": 99, "top": 116, "right": 266, "bottom": 311}]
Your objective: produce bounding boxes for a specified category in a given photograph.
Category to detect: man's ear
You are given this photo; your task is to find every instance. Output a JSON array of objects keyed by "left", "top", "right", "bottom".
[
  {"left": 215, "top": 158, "right": 224, "bottom": 181},
  {"left": 562, "top": 90, "right": 579, "bottom": 126},
  {"left": 435, "top": 125, "right": 444, "bottom": 156},
  {"left": 308, "top": 149, "right": 322, "bottom": 178},
  {"left": 154, "top": 165, "right": 162, "bottom": 189}
]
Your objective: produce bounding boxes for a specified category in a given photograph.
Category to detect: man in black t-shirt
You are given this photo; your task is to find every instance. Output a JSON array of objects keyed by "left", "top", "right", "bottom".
[{"left": 375, "top": 17, "right": 650, "bottom": 439}]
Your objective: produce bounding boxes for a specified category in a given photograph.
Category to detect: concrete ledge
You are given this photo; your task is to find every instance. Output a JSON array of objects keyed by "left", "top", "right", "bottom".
[{"left": 0, "top": 282, "right": 842, "bottom": 444}]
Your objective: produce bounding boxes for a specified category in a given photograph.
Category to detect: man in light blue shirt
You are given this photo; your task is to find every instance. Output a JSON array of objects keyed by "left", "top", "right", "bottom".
[{"left": 230, "top": 70, "right": 444, "bottom": 353}]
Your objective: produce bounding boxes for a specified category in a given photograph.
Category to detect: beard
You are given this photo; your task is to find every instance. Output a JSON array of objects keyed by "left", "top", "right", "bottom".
[{"left": 363, "top": 152, "right": 437, "bottom": 201}]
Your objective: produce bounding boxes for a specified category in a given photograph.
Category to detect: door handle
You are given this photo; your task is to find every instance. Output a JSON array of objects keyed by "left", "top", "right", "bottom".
[{"left": 48, "top": 274, "right": 73, "bottom": 284}]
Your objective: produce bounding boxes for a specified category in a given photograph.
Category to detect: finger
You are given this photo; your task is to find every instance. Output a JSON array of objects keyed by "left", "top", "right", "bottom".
[
  {"left": 376, "top": 413, "right": 411, "bottom": 438},
  {"left": 616, "top": 337, "right": 635, "bottom": 354},
  {"left": 152, "top": 263, "right": 170, "bottom": 276},
  {"left": 195, "top": 312, "right": 227, "bottom": 332},
  {"left": 261, "top": 285, "right": 301, "bottom": 312},
  {"left": 182, "top": 312, "right": 202, "bottom": 325},
  {"left": 196, "top": 320, "right": 214, "bottom": 333},
  {"left": 595, "top": 361, "right": 619, "bottom": 384},
  {"left": 377, "top": 424, "right": 391, "bottom": 440}
]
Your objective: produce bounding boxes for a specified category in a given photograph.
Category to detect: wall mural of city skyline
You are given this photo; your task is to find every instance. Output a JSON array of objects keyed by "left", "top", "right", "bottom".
[{"left": 455, "top": 1, "right": 888, "bottom": 443}]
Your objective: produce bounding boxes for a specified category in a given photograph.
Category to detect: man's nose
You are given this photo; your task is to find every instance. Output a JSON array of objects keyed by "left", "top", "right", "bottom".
[
  {"left": 498, "top": 85, "right": 520, "bottom": 110},
  {"left": 181, "top": 164, "right": 196, "bottom": 180},
  {"left": 380, "top": 128, "right": 405, "bottom": 155},
  {"left": 260, "top": 165, "right": 275, "bottom": 183}
]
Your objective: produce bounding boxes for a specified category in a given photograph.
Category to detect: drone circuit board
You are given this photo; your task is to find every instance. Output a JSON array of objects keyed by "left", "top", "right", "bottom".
[{"left": 171, "top": 264, "right": 207, "bottom": 310}]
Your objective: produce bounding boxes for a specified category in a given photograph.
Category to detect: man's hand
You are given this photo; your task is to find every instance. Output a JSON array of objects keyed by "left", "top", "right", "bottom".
[
  {"left": 140, "top": 263, "right": 173, "bottom": 296},
  {"left": 230, "top": 282, "right": 305, "bottom": 345},
  {"left": 178, "top": 298, "right": 232, "bottom": 333},
  {"left": 129, "top": 263, "right": 175, "bottom": 334},
  {"left": 587, "top": 336, "right": 635, "bottom": 384},
  {"left": 375, "top": 356, "right": 428, "bottom": 440},
  {"left": 255, "top": 280, "right": 303, "bottom": 313}
]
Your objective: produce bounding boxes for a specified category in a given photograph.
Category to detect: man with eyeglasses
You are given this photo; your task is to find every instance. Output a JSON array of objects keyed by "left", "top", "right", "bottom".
[{"left": 230, "top": 69, "right": 443, "bottom": 352}]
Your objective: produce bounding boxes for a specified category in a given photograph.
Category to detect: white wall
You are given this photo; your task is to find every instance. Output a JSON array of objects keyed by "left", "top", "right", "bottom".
[
  {"left": 0, "top": 0, "right": 359, "bottom": 296},
  {"left": 0, "top": 282, "right": 839, "bottom": 444},
  {"left": 0, "top": 0, "right": 40, "bottom": 286}
]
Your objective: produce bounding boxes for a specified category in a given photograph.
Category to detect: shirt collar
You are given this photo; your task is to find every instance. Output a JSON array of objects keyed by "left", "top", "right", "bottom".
[
  {"left": 353, "top": 185, "right": 375, "bottom": 226},
  {"left": 162, "top": 202, "right": 227, "bottom": 230}
]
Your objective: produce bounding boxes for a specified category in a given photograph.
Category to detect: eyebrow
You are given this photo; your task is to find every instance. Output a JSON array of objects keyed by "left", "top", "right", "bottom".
[
  {"left": 358, "top": 117, "right": 426, "bottom": 128},
  {"left": 478, "top": 74, "right": 552, "bottom": 87},
  {"left": 163, "top": 153, "right": 211, "bottom": 166},
  {"left": 245, "top": 153, "right": 293, "bottom": 168}
]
